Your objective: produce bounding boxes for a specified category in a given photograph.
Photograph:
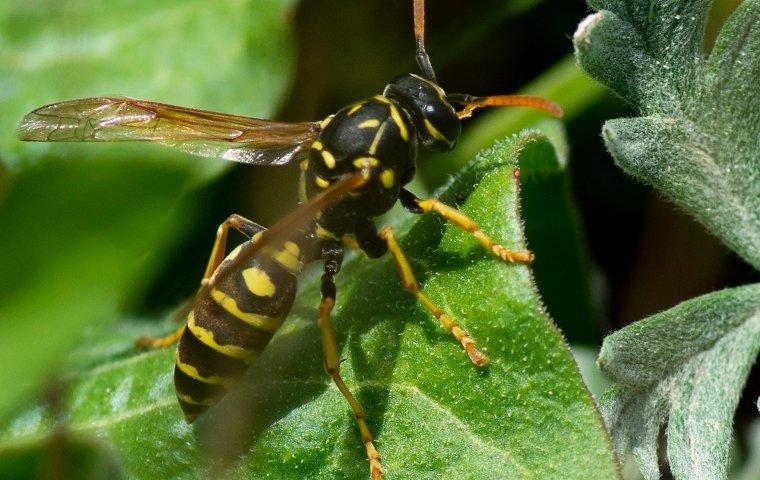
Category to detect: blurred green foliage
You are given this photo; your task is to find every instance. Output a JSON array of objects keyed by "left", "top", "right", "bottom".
[{"left": 0, "top": 0, "right": 297, "bottom": 420}]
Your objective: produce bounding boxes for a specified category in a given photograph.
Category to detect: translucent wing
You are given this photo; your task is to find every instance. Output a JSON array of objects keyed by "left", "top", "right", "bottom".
[
  {"left": 207, "top": 170, "right": 370, "bottom": 288},
  {"left": 17, "top": 96, "right": 322, "bottom": 165}
]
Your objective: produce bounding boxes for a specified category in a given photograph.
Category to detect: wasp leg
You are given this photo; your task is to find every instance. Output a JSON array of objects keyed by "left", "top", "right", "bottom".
[
  {"left": 342, "top": 234, "right": 363, "bottom": 253},
  {"left": 135, "top": 214, "right": 265, "bottom": 350},
  {"left": 355, "top": 218, "right": 388, "bottom": 259},
  {"left": 202, "top": 213, "right": 266, "bottom": 280},
  {"left": 399, "top": 189, "right": 533, "bottom": 263},
  {"left": 135, "top": 325, "right": 186, "bottom": 349},
  {"left": 379, "top": 225, "right": 488, "bottom": 366},
  {"left": 318, "top": 243, "right": 382, "bottom": 480}
]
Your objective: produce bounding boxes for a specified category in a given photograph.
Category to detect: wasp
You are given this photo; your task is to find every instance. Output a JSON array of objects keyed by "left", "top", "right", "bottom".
[{"left": 17, "top": 1, "right": 562, "bottom": 477}]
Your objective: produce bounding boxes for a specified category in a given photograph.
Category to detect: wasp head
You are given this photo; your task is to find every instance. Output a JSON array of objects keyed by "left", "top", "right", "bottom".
[{"left": 383, "top": 73, "right": 460, "bottom": 152}]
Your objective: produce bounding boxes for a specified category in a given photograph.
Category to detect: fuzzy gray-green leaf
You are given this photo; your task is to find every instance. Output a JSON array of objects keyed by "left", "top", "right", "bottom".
[
  {"left": 574, "top": 0, "right": 760, "bottom": 269},
  {"left": 598, "top": 284, "right": 760, "bottom": 480}
]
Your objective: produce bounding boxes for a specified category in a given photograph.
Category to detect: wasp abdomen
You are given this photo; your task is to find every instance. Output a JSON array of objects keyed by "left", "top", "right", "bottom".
[{"left": 174, "top": 238, "right": 304, "bottom": 422}]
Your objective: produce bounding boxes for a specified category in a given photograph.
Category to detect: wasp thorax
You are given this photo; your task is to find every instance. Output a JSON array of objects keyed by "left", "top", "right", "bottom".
[{"left": 383, "top": 73, "right": 460, "bottom": 151}]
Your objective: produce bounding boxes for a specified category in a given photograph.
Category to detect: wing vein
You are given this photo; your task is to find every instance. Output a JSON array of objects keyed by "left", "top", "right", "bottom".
[{"left": 18, "top": 96, "right": 322, "bottom": 165}]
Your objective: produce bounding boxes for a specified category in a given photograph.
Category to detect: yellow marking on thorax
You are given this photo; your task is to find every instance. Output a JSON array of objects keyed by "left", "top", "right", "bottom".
[
  {"left": 175, "top": 352, "right": 236, "bottom": 388},
  {"left": 314, "top": 175, "right": 330, "bottom": 188},
  {"left": 368, "top": 122, "right": 387, "bottom": 155},
  {"left": 187, "top": 312, "right": 257, "bottom": 364},
  {"left": 352, "top": 156, "right": 379, "bottom": 169},
  {"left": 380, "top": 169, "right": 395, "bottom": 189},
  {"left": 358, "top": 119, "right": 380, "bottom": 129},
  {"left": 176, "top": 392, "right": 217, "bottom": 407},
  {"left": 321, "top": 150, "right": 336, "bottom": 169},
  {"left": 316, "top": 224, "right": 339, "bottom": 240},
  {"left": 389, "top": 104, "right": 409, "bottom": 141},
  {"left": 347, "top": 104, "right": 363, "bottom": 116},
  {"left": 311, "top": 140, "right": 323, "bottom": 150},
  {"left": 374, "top": 95, "right": 391, "bottom": 104},
  {"left": 320, "top": 115, "right": 334, "bottom": 128},
  {"left": 424, "top": 118, "right": 453, "bottom": 146},
  {"left": 432, "top": 82, "right": 447, "bottom": 101},
  {"left": 210, "top": 289, "right": 282, "bottom": 332},
  {"left": 242, "top": 267, "right": 276, "bottom": 297}
]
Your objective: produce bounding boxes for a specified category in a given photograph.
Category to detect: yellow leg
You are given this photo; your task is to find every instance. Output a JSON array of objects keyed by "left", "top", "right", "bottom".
[
  {"left": 342, "top": 234, "right": 363, "bottom": 253},
  {"left": 415, "top": 198, "right": 533, "bottom": 263},
  {"left": 379, "top": 226, "right": 488, "bottom": 366},
  {"left": 135, "top": 213, "right": 263, "bottom": 350},
  {"left": 203, "top": 213, "right": 264, "bottom": 279},
  {"left": 135, "top": 325, "right": 185, "bottom": 349},
  {"left": 318, "top": 289, "right": 382, "bottom": 479},
  {"left": 170, "top": 297, "right": 194, "bottom": 324}
]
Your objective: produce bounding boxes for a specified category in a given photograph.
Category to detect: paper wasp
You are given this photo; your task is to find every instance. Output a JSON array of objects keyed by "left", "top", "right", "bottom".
[{"left": 17, "top": 1, "right": 562, "bottom": 477}]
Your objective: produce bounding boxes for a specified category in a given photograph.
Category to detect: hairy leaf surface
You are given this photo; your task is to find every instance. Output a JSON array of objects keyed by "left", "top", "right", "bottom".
[
  {"left": 573, "top": 2, "right": 760, "bottom": 478},
  {"left": 598, "top": 284, "right": 760, "bottom": 480},
  {"left": 0, "top": 133, "right": 619, "bottom": 479},
  {"left": 574, "top": 0, "right": 760, "bottom": 269}
]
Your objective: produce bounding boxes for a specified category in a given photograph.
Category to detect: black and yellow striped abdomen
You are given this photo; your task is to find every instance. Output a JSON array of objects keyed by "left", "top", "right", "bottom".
[{"left": 174, "top": 237, "right": 306, "bottom": 422}]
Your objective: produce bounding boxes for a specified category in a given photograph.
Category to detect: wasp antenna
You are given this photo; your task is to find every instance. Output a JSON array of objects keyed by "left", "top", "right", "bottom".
[
  {"left": 446, "top": 93, "right": 474, "bottom": 104},
  {"left": 451, "top": 94, "right": 564, "bottom": 119},
  {"left": 413, "top": 0, "right": 437, "bottom": 82}
]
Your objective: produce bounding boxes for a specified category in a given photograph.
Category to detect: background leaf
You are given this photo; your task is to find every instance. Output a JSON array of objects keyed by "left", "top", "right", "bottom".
[
  {"left": 517, "top": 118, "right": 597, "bottom": 344},
  {"left": 598, "top": 284, "right": 760, "bottom": 480},
  {"left": 0, "top": 133, "right": 619, "bottom": 479},
  {"left": 573, "top": 0, "right": 760, "bottom": 269},
  {"left": 733, "top": 419, "right": 760, "bottom": 480},
  {"left": 0, "top": 0, "right": 297, "bottom": 417},
  {"left": 573, "top": 1, "right": 760, "bottom": 478}
]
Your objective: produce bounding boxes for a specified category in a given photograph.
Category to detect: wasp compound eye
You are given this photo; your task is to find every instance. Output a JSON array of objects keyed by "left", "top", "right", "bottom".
[{"left": 384, "top": 73, "right": 460, "bottom": 151}]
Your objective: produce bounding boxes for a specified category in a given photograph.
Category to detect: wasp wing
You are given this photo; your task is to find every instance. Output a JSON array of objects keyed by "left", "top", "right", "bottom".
[
  {"left": 17, "top": 96, "right": 321, "bottom": 165},
  {"left": 207, "top": 171, "right": 369, "bottom": 288}
]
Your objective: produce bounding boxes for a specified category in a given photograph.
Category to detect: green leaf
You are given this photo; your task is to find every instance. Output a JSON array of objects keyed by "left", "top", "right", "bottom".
[
  {"left": 598, "top": 284, "right": 760, "bottom": 480},
  {"left": 518, "top": 119, "right": 598, "bottom": 343},
  {"left": 0, "top": 0, "right": 296, "bottom": 417},
  {"left": 574, "top": 2, "right": 760, "bottom": 477},
  {"left": 0, "top": 429, "right": 124, "bottom": 480},
  {"left": 573, "top": 0, "right": 760, "bottom": 269},
  {"left": 0, "top": 133, "right": 619, "bottom": 479},
  {"left": 571, "top": 345, "right": 611, "bottom": 399}
]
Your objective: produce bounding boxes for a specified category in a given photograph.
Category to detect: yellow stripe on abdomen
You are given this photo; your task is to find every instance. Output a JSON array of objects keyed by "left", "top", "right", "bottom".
[
  {"left": 210, "top": 288, "right": 283, "bottom": 333},
  {"left": 175, "top": 352, "right": 236, "bottom": 388},
  {"left": 187, "top": 312, "right": 258, "bottom": 364}
]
